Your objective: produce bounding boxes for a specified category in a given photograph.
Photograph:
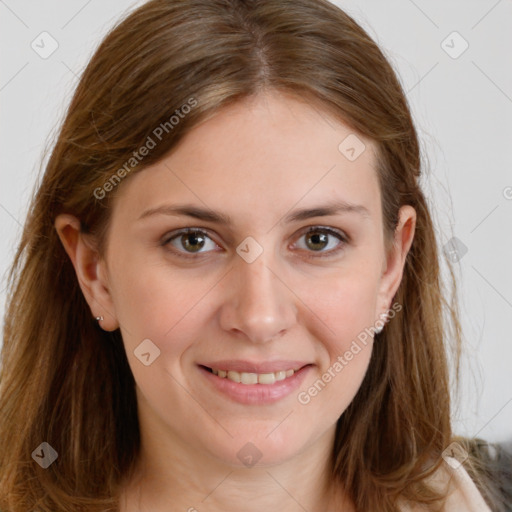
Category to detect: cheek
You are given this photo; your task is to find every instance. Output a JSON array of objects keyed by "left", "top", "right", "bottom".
[
  {"left": 292, "top": 269, "right": 378, "bottom": 414},
  {"left": 108, "top": 255, "right": 210, "bottom": 357},
  {"left": 297, "top": 326, "right": 374, "bottom": 421},
  {"left": 297, "top": 266, "right": 380, "bottom": 352},
  {"left": 110, "top": 264, "right": 211, "bottom": 411}
]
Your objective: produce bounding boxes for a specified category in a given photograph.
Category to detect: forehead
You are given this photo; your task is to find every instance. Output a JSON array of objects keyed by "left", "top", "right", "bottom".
[{"left": 112, "top": 90, "right": 380, "bottom": 227}]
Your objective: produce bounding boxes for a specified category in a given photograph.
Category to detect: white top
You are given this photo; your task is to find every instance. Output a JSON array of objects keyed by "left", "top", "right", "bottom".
[{"left": 399, "top": 457, "right": 492, "bottom": 512}]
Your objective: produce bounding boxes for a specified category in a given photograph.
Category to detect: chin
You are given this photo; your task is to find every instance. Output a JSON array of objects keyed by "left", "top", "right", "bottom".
[{"left": 205, "top": 431, "right": 309, "bottom": 469}]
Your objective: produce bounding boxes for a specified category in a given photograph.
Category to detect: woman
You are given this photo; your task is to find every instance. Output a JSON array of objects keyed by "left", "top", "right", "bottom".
[{"left": 0, "top": 0, "right": 508, "bottom": 510}]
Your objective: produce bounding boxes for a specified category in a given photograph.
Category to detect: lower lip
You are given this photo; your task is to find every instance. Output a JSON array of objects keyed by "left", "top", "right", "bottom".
[{"left": 198, "top": 365, "right": 312, "bottom": 405}]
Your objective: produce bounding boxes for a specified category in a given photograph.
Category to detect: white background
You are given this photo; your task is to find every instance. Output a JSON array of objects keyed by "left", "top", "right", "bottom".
[{"left": 1, "top": 1, "right": 511, "bottom": 445}]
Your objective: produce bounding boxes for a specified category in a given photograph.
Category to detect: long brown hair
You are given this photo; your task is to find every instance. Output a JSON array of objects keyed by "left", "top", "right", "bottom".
[{"left": 0, "top": 0, "right": 498, "bottom": 510}]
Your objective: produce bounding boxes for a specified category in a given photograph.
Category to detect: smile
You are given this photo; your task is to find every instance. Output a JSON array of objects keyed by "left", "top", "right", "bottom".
[
  {"left": 208, "top": 367, "right": 298, "bottom": 385},
  {"left": 198, "top": 363, "right": 313, "bottom": 405}
]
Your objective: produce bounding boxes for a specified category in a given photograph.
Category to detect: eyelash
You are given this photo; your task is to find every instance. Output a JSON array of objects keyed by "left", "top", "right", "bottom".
[{"left": 161, "top": 226, "right": 349, "bottom": 260}]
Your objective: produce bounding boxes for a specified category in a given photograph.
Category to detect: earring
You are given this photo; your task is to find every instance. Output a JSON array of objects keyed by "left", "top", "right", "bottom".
[
  {"left": 375, "top": 313, "right": 388, "bottom": 334},
  {"left": 95, "top": 316, "right": 104, "bottom": 322}
]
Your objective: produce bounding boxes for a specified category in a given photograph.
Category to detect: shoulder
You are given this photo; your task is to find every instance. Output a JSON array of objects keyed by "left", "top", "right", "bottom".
[
  {"left": 400, "top": 439, "right": 512, "bottom": 512},
  {"left": 435, "top": 456, "right": 492, "bottom": 511},
  {"left": 398, "top": 457, "right": 490, "bottom": 512}
]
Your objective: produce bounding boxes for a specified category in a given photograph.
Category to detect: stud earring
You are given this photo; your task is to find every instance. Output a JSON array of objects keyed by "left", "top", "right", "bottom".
[
  {"left": 375, "top": 313, "right": 388, "bottom": 334},
  {"left": 95, "top": 316, "right": 104, "bottom": 322}
]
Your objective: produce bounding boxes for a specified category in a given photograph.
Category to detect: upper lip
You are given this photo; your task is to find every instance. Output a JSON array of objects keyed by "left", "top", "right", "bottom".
[{"left": 199, "top": 360, "right": 312, "bottom": 373}]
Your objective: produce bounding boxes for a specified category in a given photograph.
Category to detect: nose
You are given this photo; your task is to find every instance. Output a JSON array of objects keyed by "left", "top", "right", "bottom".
[{"left": 218, "top": 249, "right": 297, "bottom": 344}]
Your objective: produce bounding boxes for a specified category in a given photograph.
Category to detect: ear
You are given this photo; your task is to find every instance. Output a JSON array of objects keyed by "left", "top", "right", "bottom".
[
  {"left": 376, "top": 205, "right": 416, "bottom": 322},
  {"left": 54, "top": 214, "right": 119, "bottom": 331}
]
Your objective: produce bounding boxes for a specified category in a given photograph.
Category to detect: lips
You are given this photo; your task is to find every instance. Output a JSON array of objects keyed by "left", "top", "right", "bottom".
[
  {"left": 198, "top": 362, "right": 313, "bottom": 404},
  {"left": 198, "top": 360, "right": 310, "bottom": 374},
  {"left": 199, "top": 360, "right": 311, "bottom": 385}
]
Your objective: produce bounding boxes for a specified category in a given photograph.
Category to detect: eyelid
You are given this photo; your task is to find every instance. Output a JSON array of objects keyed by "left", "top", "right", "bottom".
[
  {"left": 161, "top": 227, "right": 222, "bottom": 257},
  {"left": 300, "top": 225, "right": 349, "bottom": 242},
  {"left": 161, "top": 225, "right": 349, "bottom": 259},
  {"left": 291, "top": 225, "right": 349, "bottom": 259}
]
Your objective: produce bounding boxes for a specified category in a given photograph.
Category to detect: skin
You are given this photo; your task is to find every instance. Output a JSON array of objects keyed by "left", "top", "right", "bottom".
[{"left": 55, "top": 90, "right": 416, "bottom": 511}]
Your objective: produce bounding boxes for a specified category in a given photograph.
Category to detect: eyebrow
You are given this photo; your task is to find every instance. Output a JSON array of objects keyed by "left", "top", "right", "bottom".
[{"left": 138, "top": 200, "right": 371, "bottom": 224}]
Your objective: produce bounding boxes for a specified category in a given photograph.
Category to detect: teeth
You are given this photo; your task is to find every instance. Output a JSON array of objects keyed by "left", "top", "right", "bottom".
[
  {"left": 210, "top": 367, "right": 300, "bottom": 385},
  {"left": 227, "top": 370, "right": 241, "bottom": 383}
]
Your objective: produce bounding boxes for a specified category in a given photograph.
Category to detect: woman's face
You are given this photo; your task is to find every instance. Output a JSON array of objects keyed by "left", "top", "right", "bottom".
[{"left": 94, "top": 90, "right": 415, "bottom": 468}]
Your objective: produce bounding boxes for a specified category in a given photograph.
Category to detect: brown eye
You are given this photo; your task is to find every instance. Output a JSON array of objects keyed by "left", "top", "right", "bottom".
[
  {"left": 295, "top": 227, "right": 347, "bottom": 257},
  {"left": 163, "top": 228, "right": 218, "bottom": 256},
  {"left": 179, "top": 231, "right": 206, "bottom": 252},
  {"left": 305, "top": 231, "right": 329, "bottom": 251}
]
